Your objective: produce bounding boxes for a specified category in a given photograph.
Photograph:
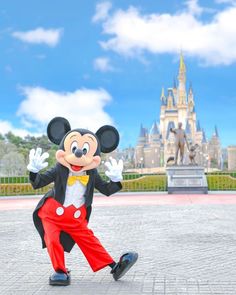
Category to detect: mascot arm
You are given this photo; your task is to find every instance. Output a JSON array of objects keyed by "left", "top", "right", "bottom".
[
  {"left": 29, "top": 166, "right": 57, "bottom": 190},
  {"left": 94, "top": 169, "right": 122, "bottom": 196}
]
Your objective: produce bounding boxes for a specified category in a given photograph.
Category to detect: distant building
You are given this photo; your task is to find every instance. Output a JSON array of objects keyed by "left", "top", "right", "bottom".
[
  {"left": 135, "top": 53, "right": 222, "bottom": 169},
  {"left": 227, "top": 146, "right": 236, "bottom": 170}
]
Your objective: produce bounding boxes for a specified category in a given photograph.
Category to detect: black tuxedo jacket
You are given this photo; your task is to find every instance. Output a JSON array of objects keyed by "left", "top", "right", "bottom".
[{"left": 30, "top": 163, "right": 122, "bottom": 252}]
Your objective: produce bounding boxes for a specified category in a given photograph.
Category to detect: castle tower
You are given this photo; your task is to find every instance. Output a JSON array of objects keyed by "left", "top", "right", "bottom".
[
  {"left": 208, "top": 125, "right": 222, "bottom": 168},
  {"left": 178, "top": 52, "right": 187, "bottom": 105},
  {"left": 188, "top": 83, "right": 195, "bottom": 112},
  {"left": 172, "top": 78, "right": 178, "bottom": 104},
  {"left": 134, "top": 53, "right": 222, "bottom": 170},
  {"left": 187, "top": 83, "right": 197, "bottom": 136},
  {"left": 160, "top": 87, "right": 166, "bottom": 134},
  {"left": 135, "top": 124, "right": 147, "bottom": 168},
  {"left": 177, "top": 52, "right": 188, "bottom": 126},
  {"left": 167, "top": 88, "right": 175, "bottom": 110},
  {"left": 148, "top": 121, "right": 161, "bottom": 167}
]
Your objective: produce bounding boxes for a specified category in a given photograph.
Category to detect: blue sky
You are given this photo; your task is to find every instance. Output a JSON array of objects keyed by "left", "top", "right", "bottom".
[{"left": 0, "top": 0, "right": 236, "bottom": 148}]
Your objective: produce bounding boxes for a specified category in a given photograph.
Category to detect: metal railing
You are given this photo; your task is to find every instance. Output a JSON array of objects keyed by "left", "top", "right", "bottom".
[{"left": 0, "top": 171, "right": 235, "bottom": 196}]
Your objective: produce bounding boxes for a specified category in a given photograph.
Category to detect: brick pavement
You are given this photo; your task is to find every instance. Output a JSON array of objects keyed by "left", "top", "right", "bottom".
[{"left": 1, "top": 193, "right": 236, "bottom": 294}]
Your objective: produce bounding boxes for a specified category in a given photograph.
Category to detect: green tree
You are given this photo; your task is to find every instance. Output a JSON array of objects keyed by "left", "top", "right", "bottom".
[{"left": 1, "top": 151, "right": 26, "bottom": 176}]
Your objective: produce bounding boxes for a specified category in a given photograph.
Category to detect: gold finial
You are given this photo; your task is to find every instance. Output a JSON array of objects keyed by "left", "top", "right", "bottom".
[
  {"left": 179, "top": 51, "right": 186, "bottom": 73},
  {"left": 161, "top": 87, "right": 165, "bottom": 97}
]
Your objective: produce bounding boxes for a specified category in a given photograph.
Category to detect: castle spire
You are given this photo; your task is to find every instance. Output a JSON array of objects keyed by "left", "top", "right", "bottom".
[
  {"left": 202, "top": 129, "right": 207, "bottom": 143},
  {"left": 150, "top": 121, "right": 159, "bottom": 135},
  {"left": 197, "top": 120, "right": 201, "bottom": 131},
  {"left": 160, "top": 87, "right": 166, "bottom": 105},
  {"left": 161, "top": 87, "right": 165, "bottom": 97},
  {"left": 178, "top": 51, "right": 187, "bottom": 105},
  {"left": 188, "top": 82, "right": 195, "bottom": 112},
  {"left": 179, "top": 51, "right": 186, "bottom": 73},
  {"left": 139, "top": 124, "right": 145, "bottom": 137},
  {"left": 214, "top": 125, "right": 219, "bottom": 137},
  {"left": 167, "top": 88, "right": 175, "bottom": 109}
]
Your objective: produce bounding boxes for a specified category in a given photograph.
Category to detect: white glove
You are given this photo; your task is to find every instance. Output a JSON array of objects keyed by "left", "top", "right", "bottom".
[
  {"left": 104, "top": 157, "right": 123, "bottom": 182},
  {"left": 27, "top": 147, "right": 49, "bottom": 173}
]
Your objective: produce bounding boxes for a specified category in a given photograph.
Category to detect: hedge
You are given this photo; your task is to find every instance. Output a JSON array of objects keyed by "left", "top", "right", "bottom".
[
  {"left": 207, "top": 175, "right": 236, "bottom": 190},
  {"left": 1, "top": 174, "right": 236, "bottom": 196},
  {"left": 0, "top": 183, "right": 53, "bottom": 196}
]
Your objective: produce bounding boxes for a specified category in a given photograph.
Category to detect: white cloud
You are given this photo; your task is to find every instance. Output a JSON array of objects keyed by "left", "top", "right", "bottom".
[
  {"left": 215, "top": 0, "right": 236, "bottom": 4},
  {"left": 12, "top": 27, "right": 63, "bottom": 47},
  {"left": 0, "top": 120, "right": 38, "bottom": 137},
  {"left": 17, "top": 86, "right": 114, "bottom": 132},
  {"left": 97, "top": 1, "right": 236, "bottom": 65},
  {"left": 94, "top": 56, "right": 114, "bottom": 72},
  {"left": 185, "top": 0, "right": 204, "bottom": 15},
  {"left": 92, "top": 1, "right": 112, "bottom": 22}
]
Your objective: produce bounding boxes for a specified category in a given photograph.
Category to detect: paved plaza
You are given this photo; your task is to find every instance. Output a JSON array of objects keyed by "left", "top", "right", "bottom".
[{"left": 1, "top": 193, "right": 236, "bottom": 294}]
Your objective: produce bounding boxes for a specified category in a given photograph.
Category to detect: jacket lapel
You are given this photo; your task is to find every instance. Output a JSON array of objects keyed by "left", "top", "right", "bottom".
[
  {"left": 84, "top": 169, "right": 94, "bottom": 198},
  {"left": 57, "top": 163, "right": 69, "bottom": 204}
]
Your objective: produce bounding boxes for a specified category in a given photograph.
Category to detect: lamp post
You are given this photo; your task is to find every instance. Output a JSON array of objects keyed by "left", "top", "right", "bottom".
[
  {"left": 206, "top": 155, "right": 209, "bottom": 173},
  {"left": 140, "top": 157, "right": 143, "bottom": 174}
]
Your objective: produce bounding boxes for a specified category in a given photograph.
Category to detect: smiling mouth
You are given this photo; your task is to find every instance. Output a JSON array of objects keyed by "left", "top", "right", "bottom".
[{"left": 70, "top": 165, "right": 83, "bottom": 172}]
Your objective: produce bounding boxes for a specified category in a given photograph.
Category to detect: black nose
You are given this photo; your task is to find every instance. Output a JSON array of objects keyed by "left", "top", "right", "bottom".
[{"left": 75, "top": 148, "right": 83, "bottom": 158}]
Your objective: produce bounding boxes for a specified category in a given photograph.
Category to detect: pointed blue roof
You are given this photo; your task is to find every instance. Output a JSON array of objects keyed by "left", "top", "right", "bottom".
[
  {"left": 167, "top": 88, "right": 175, "bottom": 106},
  {"left": 215, "top": 125, "right": 219, "bottom": 137},
  {"left": 160, "top": 87, "right": 166, "bottom": 106},
  {"left": 150, "top": 121, "right": 159, "bottom": 135},
  {"left": 144, "top": 128, "right": 149, "bottom": 137},
  {"left": 197, "top": 120, "right": 201, "bottom": 131},
  {"left": 202, "top": 129, "right": 207, "bottom": 143},
  {"left": 139, "top": 124, "right": 146, "bottom": 137},
  {"left": 161, "top": 97, "right": 167, "bottom": 106}
]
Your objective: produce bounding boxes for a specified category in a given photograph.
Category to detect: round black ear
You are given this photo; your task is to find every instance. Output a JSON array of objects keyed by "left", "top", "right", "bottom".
[
  {"left": 96, "top": 125, "right": 119, "bottom": 153},
  {"left": 47, "top": 117, "right": 71, "bottom": 145}
]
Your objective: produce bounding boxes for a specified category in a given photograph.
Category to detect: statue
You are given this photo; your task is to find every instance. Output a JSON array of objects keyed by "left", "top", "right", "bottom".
[
  {"left": 170, "top": 122, "right": 188, "bottom": 165},
  {"left": 188, "top": 143, "right": 199, "bottom": 165}
]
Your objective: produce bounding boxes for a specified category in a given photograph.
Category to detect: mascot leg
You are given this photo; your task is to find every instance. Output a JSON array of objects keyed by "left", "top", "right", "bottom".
[
  {"left": 69, "top": 223, "right": 115, "bottom": 272},
  {"left": 42, "top": 219, "right": 71, "bottom": 286}
]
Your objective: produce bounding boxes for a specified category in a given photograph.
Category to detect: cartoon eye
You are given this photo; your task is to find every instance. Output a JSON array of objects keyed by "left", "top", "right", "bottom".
[
  {"left": 82, "top": 142, "right": 90, "bottom": 155},
  {"left": 71, "top": 141, "right": 78, "bottom": 154}
]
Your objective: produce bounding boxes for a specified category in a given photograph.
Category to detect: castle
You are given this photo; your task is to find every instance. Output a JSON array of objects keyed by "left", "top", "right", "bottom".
[{"left": 135, "top": 54, "right": 222, "bottom": 169}]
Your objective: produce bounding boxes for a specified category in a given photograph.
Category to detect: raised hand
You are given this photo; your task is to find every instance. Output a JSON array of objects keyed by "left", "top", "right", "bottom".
[
  {"left": 27, "top": 147, "right": 49, "bottom": 173},
  {"left": 104, "top": 157, "right": 123, "bottom": 182}
]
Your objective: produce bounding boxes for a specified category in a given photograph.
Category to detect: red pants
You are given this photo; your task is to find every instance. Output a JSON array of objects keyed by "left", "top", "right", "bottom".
[{"left": 38, "top": 198, "right": 114, "bottom": 273}]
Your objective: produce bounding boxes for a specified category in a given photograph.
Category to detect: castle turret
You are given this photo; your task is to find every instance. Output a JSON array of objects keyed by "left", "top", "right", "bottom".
[
  {"left": 208, "top": 126, "right": 221, "bottom": 168},
  {"left": 172, "top": 77, "right": 178, "bottom": 104},
  {"left": 160, "top": 87, "right": 166, "bottom": 135},
  {"left": 160, "top": 87, "right": 166, "bottom": 106},
  {"left": 214, "top": 125, "right": 219, "bottom": 137},
  {"left": 150, "top": 121, "right": 160, "bottom": 143},
  {"left": 197, "top": 120, "right": 201, "bottom": 132},
  {"left": 138, "top": 124, "right": 147, "bottom": 144},
  {"left": 202, "top": 129, "right": 207, "bottom": 144},
  {"left": 135, "top": 124, "right": 147, "bottom": 168},
  {"left": 167, "top": 88, "right": 175, "bottom": 109},
  {"left": 188, "top": 83, "right": 195, "bottom": 112}
]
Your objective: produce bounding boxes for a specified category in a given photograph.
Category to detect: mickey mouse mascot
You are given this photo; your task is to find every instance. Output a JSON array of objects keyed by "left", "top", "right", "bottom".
[{"left": 27, "top": 117, "right": 138, "bottom": 286}]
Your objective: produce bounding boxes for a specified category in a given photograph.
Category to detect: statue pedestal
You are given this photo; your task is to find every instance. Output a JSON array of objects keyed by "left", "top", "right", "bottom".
[{"left": 166, "top": 165, "right": 208, "bottom": 194}]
